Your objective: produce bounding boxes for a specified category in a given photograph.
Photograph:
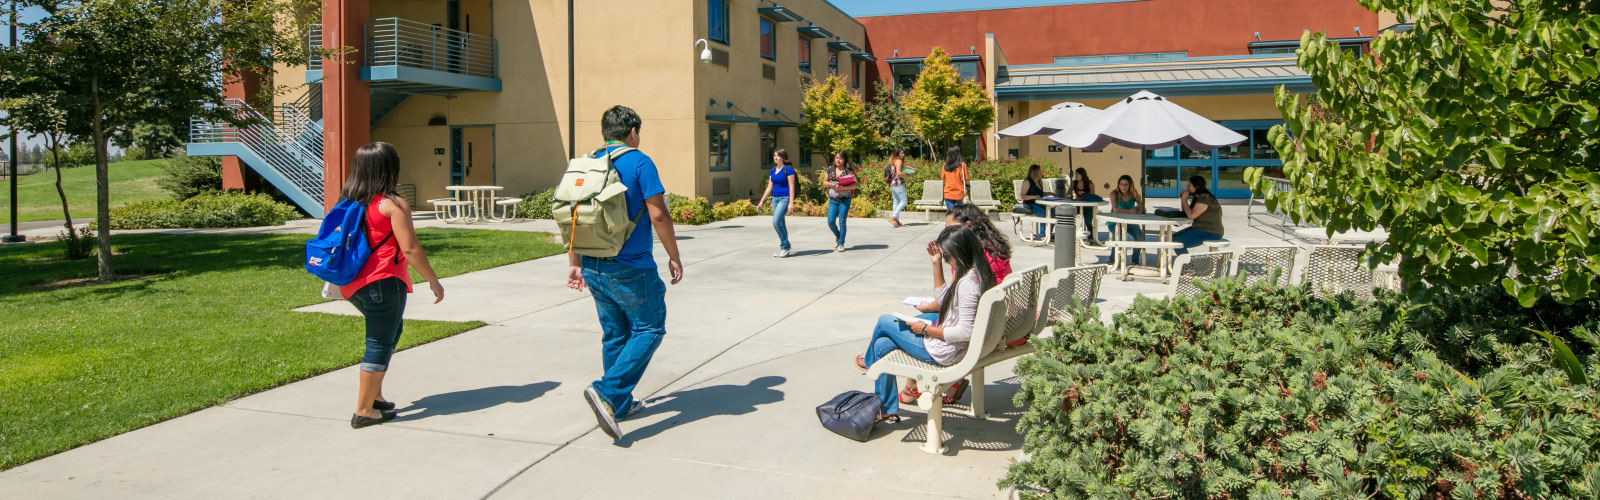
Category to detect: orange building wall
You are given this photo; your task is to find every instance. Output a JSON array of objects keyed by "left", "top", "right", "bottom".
[{"left": 858, "top": 0, "right": 1380, "bottom": 88}]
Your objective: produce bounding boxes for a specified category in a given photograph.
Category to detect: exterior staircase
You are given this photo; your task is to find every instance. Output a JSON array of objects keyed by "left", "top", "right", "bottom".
[{"left": 188, "top": 98, "right": 327, "bottom": 216}]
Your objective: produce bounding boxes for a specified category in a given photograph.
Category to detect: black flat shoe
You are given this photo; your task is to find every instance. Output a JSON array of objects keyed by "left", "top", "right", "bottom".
[
  {"left": 351, "top": 410, "right": 397, "bottom": 429},
  {"left": 372, "top": 400, "right": 395, "bottom": 411}
]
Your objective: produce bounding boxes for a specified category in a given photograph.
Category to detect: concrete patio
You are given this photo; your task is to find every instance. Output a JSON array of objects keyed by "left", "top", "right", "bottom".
[{"left": 0, "top": 202, "right": 1303, "bottom": 499}]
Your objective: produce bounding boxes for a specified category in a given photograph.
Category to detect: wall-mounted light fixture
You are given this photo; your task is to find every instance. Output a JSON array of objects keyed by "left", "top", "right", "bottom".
[
  {"left": 695, "top": 38, "right": 713, "bottom": 63},
  {"left": 1007, "top": 106, "right": 1014, "bottom": 118},
  {"left": 969, "top": 45, "right": 976, "bottom": 54},
  {"left": 892, "top": 49, "right": 898, "bottom": 57},
  {"left": 1253, "top": 32, "right": 1261, "bottom": 41},
  {"left": 1353, "top": 27, "right": 1362, "bottom": 35}
]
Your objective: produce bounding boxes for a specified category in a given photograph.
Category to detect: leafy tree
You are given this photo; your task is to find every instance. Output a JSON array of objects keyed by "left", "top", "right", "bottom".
[
  {"left": 1250, "top": 0, "right": 1600, "bottom": 306},
  {"left": 0, "top": 0, "right": 323, "bottom": 281},
  {"left": 798, "top": 74, "right": 879, "bottom": 156},
  {"left": 903, "top": 47, "right": 993, "bottom": 152},
  {"left": 0, "top": 89, "right": 78, "bottom": 234},
  {"left": 865, "top": 80, "right": 923, "bottom": 155}
]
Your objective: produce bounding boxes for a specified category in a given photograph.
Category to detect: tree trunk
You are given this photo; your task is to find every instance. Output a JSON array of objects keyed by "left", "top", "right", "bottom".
[
  {"left": 49, "top": 132, "right": 74, "bottom": 233},
  {"left": 92, "top": 75, "right": 115, "bottom": 282}
]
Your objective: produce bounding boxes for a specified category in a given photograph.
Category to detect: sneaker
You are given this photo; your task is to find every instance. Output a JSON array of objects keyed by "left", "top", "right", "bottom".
[
  {"left": 773, "top": 249, "right": 791, "bottom": 258},
  {"left": 624, "top": 401, "right": 645, "bottom": 420},
  {"left": 835, "top": 245, "right": 845, "bottom": 253},
  {"left": 583, "top": 386, "right": 622, "bottom": 440}
]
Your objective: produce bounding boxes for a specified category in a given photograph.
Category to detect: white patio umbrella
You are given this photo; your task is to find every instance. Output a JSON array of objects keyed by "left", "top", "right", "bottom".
[
  {"left": 998, "top": 102, "right": 1100, "bottom": 187},
  {"left": 1048, "top": 90, "right": 1246, "bottom": 191}
]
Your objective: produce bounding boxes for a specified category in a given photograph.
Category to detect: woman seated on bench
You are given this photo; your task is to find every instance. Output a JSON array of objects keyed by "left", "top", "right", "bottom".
[{"left": 853, "top": 226, "right": 995, "bottom": 421}]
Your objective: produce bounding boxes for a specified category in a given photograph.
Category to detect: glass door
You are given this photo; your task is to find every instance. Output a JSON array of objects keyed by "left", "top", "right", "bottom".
[{"left": 1141, "top": 121, "right": 1284, "bottom": 199}]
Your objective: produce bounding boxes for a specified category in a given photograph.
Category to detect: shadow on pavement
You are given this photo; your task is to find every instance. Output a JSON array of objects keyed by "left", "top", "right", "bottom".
[
  {"left": 617, "top": 376, "right": 785, "bottom": 446},
  {"left": 784, "top": 249, "right": 834, "bottom": 258},
  {"left": 846, "top": 244, "right": 889, "bottom": 251},
  {"left": 394, "top": 381, "right": 561, "bottom": 422}
]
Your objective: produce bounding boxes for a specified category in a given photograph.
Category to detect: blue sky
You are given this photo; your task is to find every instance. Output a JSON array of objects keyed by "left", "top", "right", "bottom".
[{"left": 829, "top": 0, "right": 1132, "bottom": 17}]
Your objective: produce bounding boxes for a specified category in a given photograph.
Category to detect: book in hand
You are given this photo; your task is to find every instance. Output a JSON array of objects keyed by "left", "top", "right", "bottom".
[
  {"left": 891, "top": 312, "right": 931, "bottom": 325},
  {"left": 901, "top": 296, "right": 934, "bottom": 307}
]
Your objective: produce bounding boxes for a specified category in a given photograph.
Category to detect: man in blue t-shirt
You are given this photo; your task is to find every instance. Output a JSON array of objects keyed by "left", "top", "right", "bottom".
[{"left": 566, "top": 105, "right": 683, "bottom": 441}]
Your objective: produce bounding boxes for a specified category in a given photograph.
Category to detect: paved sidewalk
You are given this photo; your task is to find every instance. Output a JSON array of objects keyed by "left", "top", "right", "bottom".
[{"left": 0, "top": 205, "right": 1298, "bottom": 499}]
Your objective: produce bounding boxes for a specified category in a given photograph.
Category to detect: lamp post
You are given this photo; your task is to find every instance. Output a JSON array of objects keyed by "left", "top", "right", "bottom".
[{"left": 4, "top": 0, "right": 22, "bottom": 243}]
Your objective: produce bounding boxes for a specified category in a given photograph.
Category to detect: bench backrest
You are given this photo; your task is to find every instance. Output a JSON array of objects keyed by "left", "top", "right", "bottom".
[
  {"left": 1037, "top": 264, "right": 1108, "bottom": 332},
  {"left": 1304, "top": 245, "right": 1375, "bottom": 301},
  {"left": 917, "top": 180, "right": 942, "bottom": 203},
  {"left": 1234, "top": 245, "right": 1298, "bottom": 287},
  {"left": 1169, "top": 251, "right": 1234, "bottom": 297},
  {"left": 944, "top": 275, "right": 1019, "bottom": 377},
  {"left": 992, "top": 264, "right": 1048, "bottom": 352},
  {"left": 970, "top": 180, "right": 995, "bottom": 202}
]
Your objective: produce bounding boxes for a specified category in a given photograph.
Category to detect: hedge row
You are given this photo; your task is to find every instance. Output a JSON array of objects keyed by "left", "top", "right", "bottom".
[{"left": 98, "top": 191, "right": 302, "bottom": 230}]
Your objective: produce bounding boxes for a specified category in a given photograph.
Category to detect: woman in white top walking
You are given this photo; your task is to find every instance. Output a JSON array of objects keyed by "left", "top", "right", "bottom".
[{"left": 853, "top": 225, "right": 995, "bottom": 420}]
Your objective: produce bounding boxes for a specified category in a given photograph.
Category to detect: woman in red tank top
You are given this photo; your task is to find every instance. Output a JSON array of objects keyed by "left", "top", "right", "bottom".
[{"left": 340, "top": 142, "right": 446, "bottom": 429}]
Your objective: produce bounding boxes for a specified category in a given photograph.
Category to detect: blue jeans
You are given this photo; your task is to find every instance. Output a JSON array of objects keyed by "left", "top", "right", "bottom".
[
  {"left": 890, "top": 184, "right": 908, "bottom": 221},
  {"left": 349, "top": 277, "right": 407, "bottom": 372},
  {"left": 581, "top": 256, "right": 668, "bottom": 419},
  {"left": 863, "top": 314, "right": 938, "bottom": 415},
  {"left": 945, "top": 198, "right": 963, "bottom": 211},
  {"left": 771, "top": 196, "right": 790, "bottom": 250},
  {"left": 1077, "top": 193, "right": 1104, "bottom": 234},
  {"left": 1108, "top": 222, "right": 1145, "bottom": 264},
  {"left": 1029, "top": 204, "right": 1048, "bottom": 238},
  {"left": 1173, "top": 227, "right": 1222, "bottom": 256},
  {"left": 826, "top": 198, "right": 851, "bottom": 246}
]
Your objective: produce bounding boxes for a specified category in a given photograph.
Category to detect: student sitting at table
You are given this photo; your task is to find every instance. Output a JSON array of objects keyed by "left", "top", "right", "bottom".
[
  {"left": 1173, "top": 176, "right": 1224, "bottom": 254},
  {"left": 1071, "top": 168, "right": 1104, "bottom": 246},
  {"left": 1019, "top": 165, "right": 1048, "bottom": 239},
  {"left": 1107, "top": 174, "right": 1146, "bottom": 264}
]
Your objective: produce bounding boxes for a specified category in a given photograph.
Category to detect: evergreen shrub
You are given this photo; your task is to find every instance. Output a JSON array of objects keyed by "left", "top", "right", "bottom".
[
  {"left": 515, "top": 188, "right": 556, "bottom": 220},
  {"left": 99, "top": 191, "right": 301, "bottom": 229},
  {"left": 1004, "top": 278, "right": 1600, "bottom": 499}
]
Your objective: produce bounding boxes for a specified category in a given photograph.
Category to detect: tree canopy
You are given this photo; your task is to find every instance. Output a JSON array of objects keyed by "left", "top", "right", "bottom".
[
  {"left": 798, "top": 75, "right": 879, "bottom": 157},
  {"left": 1251, "top": 0, "right": 1600, "bottom": 306},
  {"left": 903, "top": 47, "right": 994, "bottom": 152}
]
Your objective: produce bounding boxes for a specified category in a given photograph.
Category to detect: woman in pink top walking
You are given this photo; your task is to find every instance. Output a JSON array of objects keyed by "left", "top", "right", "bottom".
[{"left": 338, "top": 142, "right": 445, "bottom": 429}]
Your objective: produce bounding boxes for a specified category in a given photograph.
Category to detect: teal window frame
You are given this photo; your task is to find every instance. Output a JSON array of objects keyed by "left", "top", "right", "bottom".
[
  {"left": 709, "top": 123, "right": 731, "bottom": 172},
  {"left": 1142, "top": 119, "right": 1283, "bottom": 199},
  {"left": 759, "top": 18, "right": 775, "bottom": 61},
  {"left": 798, "top": 38, "right": 811, "bottom": 73},
  {"left": 708, "top": 0, "right": 729, "bottom": 45}
]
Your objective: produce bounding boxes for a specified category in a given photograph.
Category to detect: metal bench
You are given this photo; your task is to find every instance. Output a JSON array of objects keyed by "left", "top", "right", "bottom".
[
  {"left": 912, "top": 180, "right": 947, "bottom": 221},
  {"left": 1168, "top": 251, "right": 1234, "bottom": 297},
  {"left": 1104, "top": 240, "right": 1184, "bottom": 283}
]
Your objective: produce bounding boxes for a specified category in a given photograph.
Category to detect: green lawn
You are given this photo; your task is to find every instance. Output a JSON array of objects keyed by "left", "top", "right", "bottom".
[
  {"left": 0, "top": 228, "right": 565, "bottom": 469},
  {"left": 0, "top": 159, "right": 171, "bottom": 224}
]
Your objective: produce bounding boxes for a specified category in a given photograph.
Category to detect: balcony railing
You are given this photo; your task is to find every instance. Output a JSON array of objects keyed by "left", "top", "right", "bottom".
[
  {"left": 308, "top": 24, "right": 323, "bottom": 70},
  {"left": 365, "top": 18, "right": 497, "bottom": 79}
]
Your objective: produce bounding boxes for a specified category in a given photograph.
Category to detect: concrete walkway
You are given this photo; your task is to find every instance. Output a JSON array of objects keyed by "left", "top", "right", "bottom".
[{"left": 0, "top": 204, "right": 1301, "bottom": 499}]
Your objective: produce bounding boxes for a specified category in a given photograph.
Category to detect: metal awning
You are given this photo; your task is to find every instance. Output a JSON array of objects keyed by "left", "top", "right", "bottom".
[
  {"left": 797, "top": 25, "right": 832, "bottom": 39},
  {"left": 827, "top": 40, "right": 861, "bottom": 52},
  {"left": 758, "top": 6, "right": 803, "bottom": 22},
  {"left": 994, "top": 55, "right": 1311, "bottom": 101},
  {"left": 849, "top": 53, "right": 876, "bottom": 62}
]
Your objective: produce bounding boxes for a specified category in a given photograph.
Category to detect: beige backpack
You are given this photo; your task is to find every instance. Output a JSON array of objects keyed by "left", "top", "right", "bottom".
[{"left": 553, "top": 146, "right": 644, "bottom": 258}]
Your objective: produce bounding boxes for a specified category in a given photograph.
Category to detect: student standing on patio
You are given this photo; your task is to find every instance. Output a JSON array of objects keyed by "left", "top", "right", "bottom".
[
  {"left": 822, "top": 151, "right": 857, "bottom": 252},
  {"left": 940, "top": 146, "right": 968, "bottom": 210},
  {"left": 1173, "top": 175, "right": 1223, "bottom": 255},
  {"left": 565, "top": 105, "right": 684, "bottom": 441},
  {"left": 756, "top": 149, "right": 797, "bottom": 257},
  {"left": 339, "top": 142, "right": 446, "bottom": 429}
]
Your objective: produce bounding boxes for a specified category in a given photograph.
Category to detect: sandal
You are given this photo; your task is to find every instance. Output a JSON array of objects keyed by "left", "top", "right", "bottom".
[
  {"left": 899, "top": 386, "right": 921, "bottom": 405},
  {"left": 942, "top": 379, "right": 969, "bottom": 404},
  {"left": 855, "top": 354, "right": 868, "bottom": 372},
  {"left": 877, "top": 413, "right": 902, "bottom": 424}
]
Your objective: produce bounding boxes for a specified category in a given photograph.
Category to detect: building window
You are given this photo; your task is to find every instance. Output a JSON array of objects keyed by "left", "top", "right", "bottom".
[
  {"left": 798, "top": 38, "right": 811, "bottom": 73},
  {"left": 759, "top": 18, "right": 775, "bottom": 60},
  {"left": 798, "top": 132, "right": 812, "bottom": 166},
  {"left": 760, "top": 128, "right": 778, "bottom": 168},
  {"left": 709, "top": 124, "right": 731, "bottom": 171},
  {"left": 708, "top": 0, "right": 729, "bottom": 45},
  {"left": 891, "top": 62, "right": 919, "bottom": 91},
  {"left": 852, "top": 61, "right": 860, "bottom": 88},
  {"left": 828, "top": 49, "right": 838, "bottom": 74},
  {"left": 954, "top": 61, "right": 979, "bottom": 82}
]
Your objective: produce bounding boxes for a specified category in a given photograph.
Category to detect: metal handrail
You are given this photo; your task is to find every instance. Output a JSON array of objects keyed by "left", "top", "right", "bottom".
[
  {"left": 364, "top": 17, "right": 498, "bottom": 79},
  {"left": 308, "top": 24, "right": 323, "bottom": 70},
  {"left": 190, "top": 99, "right": 324, "bottom": 199}
]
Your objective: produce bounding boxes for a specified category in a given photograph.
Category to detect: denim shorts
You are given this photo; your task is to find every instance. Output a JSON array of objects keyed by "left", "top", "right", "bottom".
[{"left": 348, "top": 277, "right": 407, "bottom": 372}]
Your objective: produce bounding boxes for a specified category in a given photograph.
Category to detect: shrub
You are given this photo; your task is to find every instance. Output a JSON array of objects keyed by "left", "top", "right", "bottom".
[
  {"left": 711, "top": 199, "right": 759, "bottom": 220},
  {"left": 515, "top": 188, "right": 556, "bottom": 220},
  {"left": 668, "top": 194, "right": 715, "bottom": 225},
  {"left": 158, "top": 154, "right": 223, "bottom": 200},
  {"left": 59, "top": 227, "right": 94, "bottom": 260},
  {"left": 99, "top": 191, "right": 301, "bottom": 229},
  {"left": 1003, "top": 279, "right": 1600, "bottom": 500}
]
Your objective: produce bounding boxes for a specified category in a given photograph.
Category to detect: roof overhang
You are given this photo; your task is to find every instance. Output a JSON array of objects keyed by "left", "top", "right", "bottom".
[
  {"left": 994, "top": 56, "right": 1312, "bottom": 102},
  {"left": 849, "top": 53, "right": 876, "bottom": 62},
  {"left": 797, "top": 26, "right": 832, "bottom": 39},
  {"left": 827, "top": 40, "right": 861, "bottom": 52},
  {"left": 758, "top": 6, "right": 804, "bottom": 22}
]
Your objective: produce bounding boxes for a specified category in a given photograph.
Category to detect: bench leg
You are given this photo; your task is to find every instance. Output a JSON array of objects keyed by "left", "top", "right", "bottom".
[
  {"left": 970, "top": 367, "right": 987, "bottom": 419},
  {"left": 922, "top": 390, "right": 948, "bottom": 455}
]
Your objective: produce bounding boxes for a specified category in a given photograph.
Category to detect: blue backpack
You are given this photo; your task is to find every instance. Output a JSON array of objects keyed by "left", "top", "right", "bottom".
[{"left": 305, "top": 198, "right": 394, "bottom": 286}]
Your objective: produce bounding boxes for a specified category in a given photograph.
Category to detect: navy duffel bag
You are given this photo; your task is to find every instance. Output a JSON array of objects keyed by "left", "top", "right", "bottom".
[{"left": 816, "top": 390, "right": 892, "bottom": 441}]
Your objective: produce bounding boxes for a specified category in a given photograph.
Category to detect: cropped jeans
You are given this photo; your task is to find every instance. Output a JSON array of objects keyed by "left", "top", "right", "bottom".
[
  {"left": 581, "top": 256, "right": 668, "bottom": 419},
  {"left": 1173, "top": 227, "right": 1222, "bottom": 256},
  {"left": 863, "top": 314, "right": 940, "bottom": 416},
  {"left": 826, "top": 198, "right": 851, "bottom": 246},
  {"left": 349, "top": 277, "right": 407, "bottom": 373},
  {"left": 889, "top": 184, "right": 908, "bottom": 221},
  {"left": 771, "top": 196, "right": 791, "bottom": 251}
]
